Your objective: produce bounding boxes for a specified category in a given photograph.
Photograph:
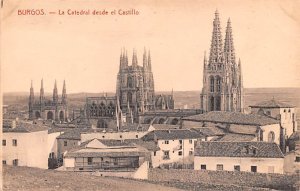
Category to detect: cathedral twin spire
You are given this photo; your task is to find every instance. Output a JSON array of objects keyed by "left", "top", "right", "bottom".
[
  {"left": 208, "top": 10, "right": 238, "bottom": 66},
  {"left": 119, "top": 48, "right": 152, "bottom": 70},
  {"left": 29, "top": 80, "right": 67, "bottom": 104}
]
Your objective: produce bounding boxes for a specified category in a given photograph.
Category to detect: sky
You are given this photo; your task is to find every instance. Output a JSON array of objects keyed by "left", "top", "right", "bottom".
[{"left": 2, "top": 0, "right": 300, "bottom": 93}]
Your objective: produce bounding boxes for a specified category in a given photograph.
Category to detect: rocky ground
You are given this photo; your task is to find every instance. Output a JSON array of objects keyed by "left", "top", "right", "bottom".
[{"left": 2, "top": 166, "right": 183, "bottom": 191}]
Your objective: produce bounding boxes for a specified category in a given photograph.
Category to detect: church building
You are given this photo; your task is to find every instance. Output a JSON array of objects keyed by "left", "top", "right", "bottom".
[
  {"left": 29, "top": 80, "right": 68, "bottom": 122},
  {"left": 200, "top": 11, "right": 244, "bottom": 112}
]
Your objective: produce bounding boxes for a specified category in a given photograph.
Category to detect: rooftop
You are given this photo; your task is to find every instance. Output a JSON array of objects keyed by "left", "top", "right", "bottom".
[
  {"left": 195, "top": 141, "right": 284, "bottom": 158},
  {"left": 215, "top": 133, "right": 256, "bottom": 142},
  {"left": 143, "top": 129, "right": 203, "bottom": 141},
  {"left": 249, "top": 99, "right": 294, "bottom": 108},
  {"left": 183, "top": 111, "right": 279, "bottom": 126},
  {"left": 3, "top": 121, "right": 49, "bottom": 133}
]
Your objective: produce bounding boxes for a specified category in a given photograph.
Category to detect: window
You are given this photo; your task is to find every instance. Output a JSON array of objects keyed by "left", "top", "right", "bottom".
[
  {"left": 113, "top": 158, "right": 118, "bottom": 165},
  {"left": 154, "top": 151, "right": 156, "bottom": 156},
  {"left": 12, "top": 139, "right": 17, "bottom": 146},
  {"left": 2, "top": 160, "right": 6, "bottom": 165},
  {"left": 234, "top": 165, "right": 240, "bottom": 171},
  {"left": 251, "top": 166, "right": 257, "bottom": 172},
  {"left": 189, "top": 140, "right": 193, "bottom": 144},
  {"left": 136, "top": 135, "right": 138, "bottom": 138},
  {"left": 216, "top": 164, "right": 223, "bottom": 171},
  {"left": 101, "top": 157, "right": 103, "bottom": 161},
  {"left": 13, "top": 159, "right": 18, "bottom": 166},
  {"left": 216, "top": 77, "right": 221, "bottom": 92},
  {"left": 102, "top": 136, "right": 105, "bottom": 138},
  {"left": 87, "top": 157, "right": 93, "bottom": 165},
  {"left": 64, "top": 141, "right": 67, "bottom": 146},
  {"left": 179, "top": 140, "right": 183, "bottom": 144},
  {"left": 163, "top": 151, "right": 170, "bottom": 160},
  {"left": 189, "top": 151, "right": 193, "bottom": 156},
  {"left": 201, "top": 165, "right": 206, "bottom": 170},
  {"left": 178, "top": 151, "right": 182, "bottom": 156},
  {"left": 2, "top": 140, "right": 6, "bottom": 146},
  {"left": 120, "top": 135, "right": 123, "bottom": 139},
  {"left": 165, "top": 140, "right": 169, "bottom": 144},
  {"left": 295, "top": 156, "right": 300, "bottom": 162},
  {"left": 268, "top": 131, "right": 275, "bottom": 143},
  {"left": 210, "top": 77, "right": 215, "bottom": 92}
]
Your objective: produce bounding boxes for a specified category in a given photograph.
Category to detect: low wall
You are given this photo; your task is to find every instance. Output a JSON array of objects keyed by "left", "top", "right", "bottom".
[{"left": 149, "top": 169, "right": 299, "bottom": 190}]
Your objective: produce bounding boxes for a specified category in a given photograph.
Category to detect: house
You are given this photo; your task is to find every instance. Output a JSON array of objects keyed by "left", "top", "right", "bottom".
[
  {"left": 63, "top": 138, "right": 150, "bottom": 179},
  {"left": 249, "top": 99, "right": 297, "bottom": 138},
  {"left": 2, "top": 121, "right": 60, "bottom": 169},
  {"left": 80, "top": 124, "right": 151, "bottom": 142},
  {"left": 142, "top": 129, "right": 203, "bottom": 168},
  {"left": 194, "top": 141, "right": 284, "bottom": 174},
  {"left": 284, "top": 138, "right": 300, "bottom": 174},
  {"left": 183, "top": 111, "right": 281, "bottom": 146}
]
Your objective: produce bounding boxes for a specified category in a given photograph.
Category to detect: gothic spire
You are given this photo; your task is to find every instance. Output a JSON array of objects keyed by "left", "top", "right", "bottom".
[
  {"left": 53, "top": 80, "right": 58, "bottom": 103},
  {"left": 119, "top": 49, "right": 123, "bottom": 71},
  {"left": 224, "top": 18, "right": 236, "bottom": 65},
  {"left": 143, "top": 47, "right": 148, "bottom": 70},
  {"left": 40, "top": 79, "right": 44, "bottom": 102},
  {"left": 148, "top": 50, "right": 152, "bottom": 70},
  {"left": 238, "top": 58, "right": 243, "bottom": 88},
  {"left": 62, "top": 80, "right": 67, "bottom": 104},
  {"left": 209, "top": 10, "right": 224, "bottom": 64},
  {"left": 132, "top": 49, "right": 138, "bottom": 67},
  {"left": 30, "top": 80, "right": 34, "bottom": 101}
]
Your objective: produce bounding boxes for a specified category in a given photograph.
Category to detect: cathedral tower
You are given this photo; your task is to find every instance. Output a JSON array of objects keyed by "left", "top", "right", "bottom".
[
  {"left": 116, "top": 48, "right": 155, "bottom": 115},
  {"left": 200, "top": 11, "right": 244, "bottom": 112}
]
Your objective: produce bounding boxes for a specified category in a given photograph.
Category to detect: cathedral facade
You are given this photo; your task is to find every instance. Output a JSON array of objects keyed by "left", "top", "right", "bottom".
[
  {"left": 29, "top": 80, "right": 68, "bottom": 122},
  {"left": 200, "top": 11, "right": 244, "bottom": 112},
  {"left": 116, "top": 48, "right": 174, "bottom": 115}
]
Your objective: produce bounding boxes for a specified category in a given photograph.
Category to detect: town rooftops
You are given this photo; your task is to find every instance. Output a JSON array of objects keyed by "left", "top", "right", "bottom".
[
  {"left": 183, "top": 111, "right": 279, "bottom": 126},
  {"left": 56, "top": 128, "right": 90, "bottom": 140},
  {"left": 143, "top": 129, "right": 203, "bottom": 141},
  {"left": 195, "top": 141, "right": 284, "bottom": 158},
  {"left": 215, "top": 133, "right": 256, "bottom": 142},
  {"left": 249, "top": 99, "right": 294, "bottom": 108},
  {"left": 3, "top": 121, "right": 49, "bottom": 133},
  {"left": 64, "top": 138, "right": 151, "bottom": 158}
]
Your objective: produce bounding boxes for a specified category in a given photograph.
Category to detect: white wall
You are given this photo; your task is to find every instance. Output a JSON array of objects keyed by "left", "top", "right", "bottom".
[
  {"left": 152, "top": 139, "right": 196, "bottom": 167},
  {"left": 194, "top": 156, "right": 284, "bottom": 174},
  {"left": 261, "top": 124, "right": 281, "bottom": 145},
  {"left": 3, "top": 130, "right": 62, "bottom": 169},
  {"left": 81, "top": 131, "right": 148, "bottom": 142}
]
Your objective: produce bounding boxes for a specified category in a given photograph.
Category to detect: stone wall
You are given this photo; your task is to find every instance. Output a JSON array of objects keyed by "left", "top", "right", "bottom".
[{"left": 149, "top": 169, "right": 299, "bottom": 190}]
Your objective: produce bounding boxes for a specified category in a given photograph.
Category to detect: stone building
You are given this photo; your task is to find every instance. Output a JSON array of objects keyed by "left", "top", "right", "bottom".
[
  {"left": 116, "top": 48, "right": 174, "bottom": 115},
  {"left": 29, "top": 80, "right": 68, "bottom": 122},
  {"left": 200, "top": 11, "right": 244, "bottom": 112}
]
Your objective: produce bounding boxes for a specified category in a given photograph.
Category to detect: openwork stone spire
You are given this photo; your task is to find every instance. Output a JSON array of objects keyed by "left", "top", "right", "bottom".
[
  {"left": 209, "top": 10, "right": 224, "bottom": 64},
  {"left": 224, "top": 18, "right": 236, "bottom": 65}
]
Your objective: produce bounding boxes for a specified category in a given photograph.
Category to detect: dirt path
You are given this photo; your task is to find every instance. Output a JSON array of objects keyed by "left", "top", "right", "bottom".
[{"left": 3, "top": 166, "right": 183, "bottom": 191}]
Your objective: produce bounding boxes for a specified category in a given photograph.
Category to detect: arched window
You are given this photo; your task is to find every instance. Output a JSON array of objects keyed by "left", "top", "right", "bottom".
[
  {"left": 127, "top": 76, "right": 133, "bottom": 88},
  {"left": 210, "top": 76, "right": 214, "bottom": 92},
  {"left": 216, "top": 76, "right": 221, "bottom": 92},
  {"left": 268, "top": 131, "right": 275, "bottom": 142},
  {"left": 128, "top": 92, "right": 132, "bottom": 104}
]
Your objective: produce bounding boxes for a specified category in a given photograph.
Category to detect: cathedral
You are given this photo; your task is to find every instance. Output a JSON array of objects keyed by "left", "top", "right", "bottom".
[
  {"left": 116, "top": 48, "right": 174, "bottom": 114},
  {"left": 29, "top": 80, "right": 68, "bottom": 122},
  {"left": 200, "top": 10, "right": 244, "bottom": 112}
]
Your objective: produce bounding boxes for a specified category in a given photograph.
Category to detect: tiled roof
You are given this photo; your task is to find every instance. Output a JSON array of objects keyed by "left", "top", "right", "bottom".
[
  {"left": 249, "top": 99, "right": 294, "bottom": 108},
  {"left": 215, "top": 133, "right": 256, "bottom": 142},
  {"left": 143, "top": 129, "right": 203, "bottom": 141},
  {"left": 195, "top": 141, "right": 284, "bottom": 158},
  {"left": 3, "top": 122, "right": 49, "bottom": 133},
  {"left": 56, "top": 128, "right": 90, "bottom": 140},
  {"left": 151, "top": 124, "right": 180, "bottom": 130},
  {"left": 183, "top": 111, "right": 279, "bottom": 126},
  {"left": 191, "top": 127, "right": 225, "bottom": 137},
  {"left": 100, "top": 139, "right": 160, "bottom": 151},
  {"left": 65, "top": 151, "right": 147, "bottom": 158}
]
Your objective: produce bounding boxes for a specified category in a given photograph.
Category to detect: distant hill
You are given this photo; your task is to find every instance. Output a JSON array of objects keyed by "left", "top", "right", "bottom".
[{"left": 3, "top": 88, "right": 300, "bottom": 110}]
